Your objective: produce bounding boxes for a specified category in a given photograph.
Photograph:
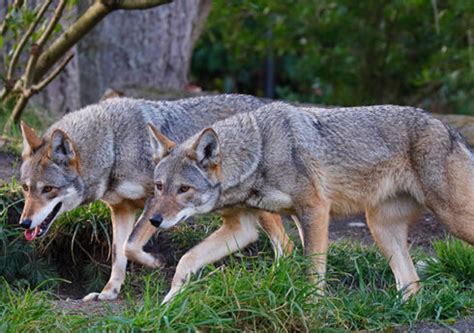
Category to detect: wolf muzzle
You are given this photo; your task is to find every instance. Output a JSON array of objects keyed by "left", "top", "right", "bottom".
[
  {"left": 149, "top": 214, "right": 163, "bottom": 227},
  {"left": 20, "top": 218, "right": 32, "bottom": 229}
]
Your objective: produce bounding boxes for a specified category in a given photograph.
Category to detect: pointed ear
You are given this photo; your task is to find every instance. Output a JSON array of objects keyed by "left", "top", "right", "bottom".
[
  {"left": 20, "top": 121, "right": 42, "bottom": 158},
  {"left": 147, "top": 123, "right": 176, "bottom": 163},
  {"left": 48, "top": 129, "right": 78, "bottom": 167},
  {"left": 190, "top": 128, "right": 220, "bottom": 169}
]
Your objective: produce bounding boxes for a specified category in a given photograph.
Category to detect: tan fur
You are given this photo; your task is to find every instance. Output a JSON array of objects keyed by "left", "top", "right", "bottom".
[
  {"left": 20, "top": 194, "right": 44, "bottom": 221},
  {"left": 84, "top": 200, "right": 142, "bottom": 301},
  {"left": 125, "top": 209, "right": 293, "bottom": 272},
  {"left": 366, "top": 196, "right": 423, "bottom": 299},
  {"left": 162, "top": 209, "right": 261, "bottom": 303},
  {"left": 258, "top": 212, "right": 294, "bottom": 256},
  {"left": 20, "top": 121, "right": 42, "bottom": 157},
  {"left": 147, "top": 123, "right": 176, "bottom": 163}
]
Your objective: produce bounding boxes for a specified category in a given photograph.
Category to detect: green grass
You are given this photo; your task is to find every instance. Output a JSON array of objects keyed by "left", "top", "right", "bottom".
[
  {"left": 1, "top": 240, "right": 472, "bottom": 331},
  {"left": 1, "top": 183, "right": 473, "bottom": 331}
]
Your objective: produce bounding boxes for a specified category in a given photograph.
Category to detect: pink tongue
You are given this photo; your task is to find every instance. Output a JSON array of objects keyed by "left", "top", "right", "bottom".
[{"left": 24, "top": 226, "right": 40, "bottom": 241}]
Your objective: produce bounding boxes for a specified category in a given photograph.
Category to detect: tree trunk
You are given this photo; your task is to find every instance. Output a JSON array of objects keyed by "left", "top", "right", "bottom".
[{"left": 38, "top": 0, "right": 211, "bottom": 113}]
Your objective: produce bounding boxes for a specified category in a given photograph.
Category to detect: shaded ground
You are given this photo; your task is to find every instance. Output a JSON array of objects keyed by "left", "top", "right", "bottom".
[{"left": 0, "top": 151, "right": 19, "bottom": 185}]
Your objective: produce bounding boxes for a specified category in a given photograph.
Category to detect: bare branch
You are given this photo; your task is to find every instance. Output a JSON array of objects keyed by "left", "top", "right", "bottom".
[
  {"left": 33, "top": 0, "right": 112, "bottom": 82},
  {"left": 105, "top": 0, "right": 173, "bottom": 10},
  {"left": 33, "top": 0, "right": 172, "bottom": 82},
  {"left": 31, "top": 52, "right": 74, "bottom": 93},
  {"left": 0, "top": 0, "right": 24, "bottom": 36},
  {"left": 25, "top": 0, "right": 67, "bottom": 86},
  {"left": 35, "top": 0, "right": 67, "bottom": 48},
  {"left": 4, "top": 93, "right": 28, "bottom": 132},
  {"left": 6, "top": 0, "right": 53, "bottom": 82}
]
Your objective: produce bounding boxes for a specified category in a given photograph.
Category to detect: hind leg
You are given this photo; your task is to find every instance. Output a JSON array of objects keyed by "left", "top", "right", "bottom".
[
  {"left": 416, "top": 139, "right": 474, "bottom": 244},
  {"left": 366, "top": 196, "right": 423, "bottom": 299},
  {"left": 426, "top": 165, "right": 474, "bottom": 245}
]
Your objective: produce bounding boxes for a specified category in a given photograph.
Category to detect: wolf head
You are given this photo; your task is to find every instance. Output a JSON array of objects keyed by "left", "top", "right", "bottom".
[
  {"left": 19, "top": 122, "right": 85, "bottom": 241},
  {"left": 144, "top": 124, "right": 221, "bottom": 229}
]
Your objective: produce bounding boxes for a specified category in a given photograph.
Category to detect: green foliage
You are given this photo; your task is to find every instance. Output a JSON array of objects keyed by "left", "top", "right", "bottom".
[
  {"left": 423, "top": 237, "right": 474, "bottom": 285},
  {"left": 192, "top": 0, "right": 474, "bottom": 114},
  {"left": 0, "top": 182, "right": 112, "bottom": 291},
  {"left": 0, "top": 241, "right": 472, "bottom": 331},
  {"left": 0, "top": 182, "right": 472, "bottom": 330},
  {"left": 0, "top": 181, "right": 59, "bottom": 288}
]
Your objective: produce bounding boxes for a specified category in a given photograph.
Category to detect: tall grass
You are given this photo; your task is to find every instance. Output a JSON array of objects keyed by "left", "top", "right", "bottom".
[{"left": 0, "top": 182, "right": 472, "bottom": 331}]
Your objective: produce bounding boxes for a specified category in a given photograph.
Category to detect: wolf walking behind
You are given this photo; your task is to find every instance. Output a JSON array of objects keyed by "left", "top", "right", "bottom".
[
  {"left": 18, "top": 95, "right": 294, "bottom": 301},
  {"left": 132, "top": 102, "right": 474, "bottom": 303}
]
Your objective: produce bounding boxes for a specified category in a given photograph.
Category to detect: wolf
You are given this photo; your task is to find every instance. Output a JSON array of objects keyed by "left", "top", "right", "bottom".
[
  {"left": 131, "top": 102, "right": 474, "bottom": 303},
  {"left": 18, "top": 95, "right": 294, "bottom": 301}
]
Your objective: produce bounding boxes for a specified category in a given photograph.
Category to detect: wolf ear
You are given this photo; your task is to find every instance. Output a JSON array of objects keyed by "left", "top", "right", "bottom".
[
  {"left": 20, "top": 121, "right": 42, "bottom": 158},
  {"left": 190, "top": 128, "right": 220, "bottom": 169},
  {"left": 147, "top": 123, "right": 176, "bottom": 163},
  {"left": 48, "top": 129, "right": 78, "bottom": 167}
]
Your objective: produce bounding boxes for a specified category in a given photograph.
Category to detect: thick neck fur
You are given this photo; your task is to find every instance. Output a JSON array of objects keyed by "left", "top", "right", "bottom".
[{"left": 206, "top": 113, "right": 264, "bottom": 208}]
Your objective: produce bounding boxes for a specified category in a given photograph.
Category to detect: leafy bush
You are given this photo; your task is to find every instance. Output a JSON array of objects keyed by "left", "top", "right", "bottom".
[{"left": 192, "top": 0, "right": 474, "bottom": 114}]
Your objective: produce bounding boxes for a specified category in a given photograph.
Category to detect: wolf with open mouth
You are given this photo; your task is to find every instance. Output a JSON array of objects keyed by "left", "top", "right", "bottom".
[{"left": 18, "top": 95, "right": 294, "bottom": 301}]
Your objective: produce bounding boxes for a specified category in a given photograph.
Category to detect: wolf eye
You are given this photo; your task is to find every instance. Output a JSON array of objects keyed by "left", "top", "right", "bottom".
[
  {"left": 156, "top": 183, "right": 163, "bottom": 191},
  {"left": 178, "top": 185, "right": 190, "bottom": 194},
  {"left": 42, "top": 186, "right": 53, "bottom": 193},
  {"left": 22, "top": 184, "right": 29, "bottom": 192}
]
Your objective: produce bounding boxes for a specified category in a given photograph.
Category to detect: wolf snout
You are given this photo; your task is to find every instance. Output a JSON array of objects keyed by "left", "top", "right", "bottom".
[
  {"left": 19, "top": 219, "right": 32, "bottom": 229},
  {"left": 149, "top": 214, "right": 163, "bottom": 227}
]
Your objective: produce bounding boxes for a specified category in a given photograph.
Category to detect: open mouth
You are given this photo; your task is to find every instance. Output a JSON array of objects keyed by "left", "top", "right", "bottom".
[{"left": 24, "top": 202, "right": 62, "bottom": 241}]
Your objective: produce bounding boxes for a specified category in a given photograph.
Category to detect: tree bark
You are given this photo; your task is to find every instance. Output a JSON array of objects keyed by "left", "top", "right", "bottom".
[
  {"left": 1, "top": 0, "right": 210, "bottom": 115},
  {"left": 39, "top": 0, "right": 211, "bottom": 112}
]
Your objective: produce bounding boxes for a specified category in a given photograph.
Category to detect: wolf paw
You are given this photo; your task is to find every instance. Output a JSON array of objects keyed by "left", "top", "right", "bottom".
[
  {"left": 82, "top": 290, "right": 118, "bottom": 302},
  {"left": 162, "top": 286, "right": 182, "bottom": 304}
]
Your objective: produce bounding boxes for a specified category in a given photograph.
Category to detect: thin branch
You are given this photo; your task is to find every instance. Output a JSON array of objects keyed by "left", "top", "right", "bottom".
[
  {"left": 0, "top": 0, "right": 24, "bottom": 36},
  {"left": 35, "top": 0, "right": 67, "bottom": 49},
  {"left": 6, "top": 0, "right": 53, "bottom": 82},
  {"left": 106, "top": 0, "right": 173, "bottom": 10},
  {"left": 31, "top": 52, "right": 73, "bottom": 93},
  {"left": 25, "top": 0, "right": 67, "bottom": 86},
  {"left": 33, "top": 0, "right": 112, "bottom": 82},
  {"left": 33, "top": 0, "right": 173, "bottom": 82}
]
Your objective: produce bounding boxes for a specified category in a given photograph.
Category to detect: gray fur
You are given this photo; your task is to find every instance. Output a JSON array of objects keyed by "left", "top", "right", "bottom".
[
  {"left": 21, "top": 94, "right": 269, "bottom": 205},
  {"left": 150, "top": 101, "right": 474, "bottom": 299},
  {"left": 160, "top": 102, "right": 471, "bottom": 216}
]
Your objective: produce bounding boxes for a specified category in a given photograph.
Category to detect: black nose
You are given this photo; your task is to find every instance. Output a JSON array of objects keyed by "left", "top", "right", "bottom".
[
  {"left": 149, "top": 214, "right": 163, "bottom": 227},
  {"left": 20, "top": 219, "right": 32, "bottom": 229}
]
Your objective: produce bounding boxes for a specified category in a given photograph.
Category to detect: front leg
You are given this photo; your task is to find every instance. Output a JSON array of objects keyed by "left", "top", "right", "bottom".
[
  {"left": 83, "top": 201, "right": 136, "bottom": 301},
  {"left": 162, "top": 210, "right": 260, "bottom": 303},
  {"left": 124, "top": 198, "right": 163, "bottom": 268}
]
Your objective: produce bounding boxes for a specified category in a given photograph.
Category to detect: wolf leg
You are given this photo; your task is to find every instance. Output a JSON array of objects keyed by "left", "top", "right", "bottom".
[
  {"left": 366, "top": 196, "right": 422, "bottom": 299},
  {"left": 257, "top": 211, "right": 294, "bottom": 257},
  {"left": 162, "top": 210, "right": 260, "bottom": 303},
  {"left": 83, "top": 202, "right": 136, "bottom": 301},
  {"left": 299, "top": 202, "right": 331, "bottom": 293},
  {"left": 124, "top": 212, "right": 163, "bottom": 268},
  {"left": 425, "top": 156, "right": 474, "bottom": 245}
]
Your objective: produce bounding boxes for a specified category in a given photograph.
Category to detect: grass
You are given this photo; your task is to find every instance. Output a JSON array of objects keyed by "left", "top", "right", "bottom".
[{"left": 1, "top": 183, "right": 473, "bottom": 331}]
